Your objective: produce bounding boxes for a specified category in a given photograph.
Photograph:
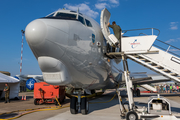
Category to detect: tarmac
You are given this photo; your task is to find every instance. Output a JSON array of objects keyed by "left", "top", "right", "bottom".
[{"left": 0, "top": 90, "right": 180, "bottom": 120}]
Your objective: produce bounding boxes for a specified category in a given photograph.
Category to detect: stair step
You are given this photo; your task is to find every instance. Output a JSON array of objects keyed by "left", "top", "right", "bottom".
[
  {"left": 155, "top": 66, "right": 164, "bottom": 69},
  {"left": 144, "top": 59, "right": 150, "bottom": 62},
  {"left": 151, "top": 64, "right": 157, "bottom": 66},
  {"left": 169, "top": 73, "right": 178, "bottom": 76},
  {"left": 162, "top": 69, "right": 171, "bottom": 72},
  {"left": 146, "top": 61, "right": 153, "bottom": 64},
  {"left": 139, "top": 58, "right": 146, "bottom": 61},
  {"left": 133, "top": 55, "right": 139, "bottom": 58},
  {"left": 177, "top": 77, "right": 180, "bottom": 79}
]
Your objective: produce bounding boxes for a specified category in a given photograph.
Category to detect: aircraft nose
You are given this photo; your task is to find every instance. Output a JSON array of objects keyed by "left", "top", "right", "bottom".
[{"left": 25, "top": 19, "right": 47, "bottom": 46}]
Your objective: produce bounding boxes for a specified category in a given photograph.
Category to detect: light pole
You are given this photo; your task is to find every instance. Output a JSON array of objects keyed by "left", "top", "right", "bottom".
[{"left": 20, "top": 30, "right": 25, "bottom": 75}]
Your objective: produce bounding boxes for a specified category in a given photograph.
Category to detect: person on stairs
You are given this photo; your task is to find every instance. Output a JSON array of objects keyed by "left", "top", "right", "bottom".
[{"left": 108, "top": 21, "right": 122, "bottom": 52}]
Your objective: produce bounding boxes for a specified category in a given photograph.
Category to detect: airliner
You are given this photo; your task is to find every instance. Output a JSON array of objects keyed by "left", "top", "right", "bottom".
[
  {"left": 25, "top": 8, "right": 123, "bottom": 114},
  {"left": 25, "top": 8, "right": 172, "bottom": 115}
]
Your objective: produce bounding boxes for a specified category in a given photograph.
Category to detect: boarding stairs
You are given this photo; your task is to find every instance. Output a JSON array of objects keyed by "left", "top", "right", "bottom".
[
  {"left": 127, "top": 46, "right": 180, "bottom": 83},
  {"left": 106, "top": 28, "right": 180, "bottom": 83},
  {"left": 101, "top": 8, "right": 180, "bottom": 118},
  {"left": 106, "top": 28, "right": 180, "bottom": 117}
]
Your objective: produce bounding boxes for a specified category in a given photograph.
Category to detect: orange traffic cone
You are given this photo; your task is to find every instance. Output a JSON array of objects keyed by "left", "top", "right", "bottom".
[
  {"left": 24, "top": 95, "right": 26, "bottom": 101},
  {"left": 21, "top": 95, "right": 24, "bottom": 100}
]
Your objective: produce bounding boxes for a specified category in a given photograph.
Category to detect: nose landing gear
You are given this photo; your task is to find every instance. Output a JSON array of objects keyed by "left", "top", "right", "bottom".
[{"left": 70, "top": 90, "right": 89, "bottom": 115}]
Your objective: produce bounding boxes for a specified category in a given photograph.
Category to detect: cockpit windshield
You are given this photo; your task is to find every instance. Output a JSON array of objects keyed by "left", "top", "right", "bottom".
[
  {"left": 44, "top": 11, "right": 93, "bottom": 27},
  {"left": 55, "top": 12, "right": 76, "bottom": 19}
]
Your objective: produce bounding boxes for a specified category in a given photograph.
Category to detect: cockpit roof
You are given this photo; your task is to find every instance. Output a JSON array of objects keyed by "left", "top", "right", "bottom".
[
  {"left": 46, "top": 10, "right": 83, "bottom": 17},
  {"left": 44, "top": 9, "right": 96, "bottom": 28}
]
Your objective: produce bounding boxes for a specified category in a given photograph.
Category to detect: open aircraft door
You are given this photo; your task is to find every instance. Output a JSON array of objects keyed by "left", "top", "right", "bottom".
[{"left": 100, "top": 8, "right": 119, "bottom": 46}]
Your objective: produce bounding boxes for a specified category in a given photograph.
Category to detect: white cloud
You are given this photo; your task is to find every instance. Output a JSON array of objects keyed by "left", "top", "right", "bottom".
[
  {"left": 64, "top": 3, "right": 99, "bottom": 19},
  {"left": 165, "top": 39, "right": 175, "bottom": 43},
  {"left": 95, "top": 0, "right": 119, "bottom": 10},
  {"left": 95, "top": 3, "right": 109, "bottom": 10},
  {"left": 110, "top": 0, "right": 119, "bottom": 4},
  {"left": 165, "top": 37, "right": 180, "bottom": 43},
  {"left": 170, "top": 22, "right": 178, "bottom": 30},
  {"left": 84, "top": 2, "right": 90, "bottom": 4},
  {"left": 98, "top": 0, "right": 108, "bottom": 1},
  {"left": 63, "top": 1, "right": 119, "bottom": 18},
  {"left": 169, "top": 49, "right": 180, "bottom": 52}
]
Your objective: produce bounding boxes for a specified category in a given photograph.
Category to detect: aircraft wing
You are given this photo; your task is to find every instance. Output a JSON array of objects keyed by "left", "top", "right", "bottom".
[
  {"left": 120, "top": 73, "right": 171, "bottom": 85},
  {"left": 117, "top": 73, "right": 171, "bottom": 92},
  {"left": 15, "top": 75, "right": 44, "bottom": 82},
  {"left": 131, "top": 75, "right": 171, "bottom": 85}
]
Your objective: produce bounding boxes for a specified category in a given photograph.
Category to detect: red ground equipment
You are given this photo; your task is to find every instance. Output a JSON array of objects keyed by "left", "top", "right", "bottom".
[{"left": 34, "top": 82, "right": 65, "bottom": 105}]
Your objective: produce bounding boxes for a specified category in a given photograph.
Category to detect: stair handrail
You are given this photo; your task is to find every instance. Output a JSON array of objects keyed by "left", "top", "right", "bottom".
[
  {"left": 154, "top": 39, "right": 180, "bottom": 58},
  {"left": 156, "top": 39, "right": 180, "bottom": 51},
  {"left": 122, "top": 28, "right": 160, "bottom": 37}
]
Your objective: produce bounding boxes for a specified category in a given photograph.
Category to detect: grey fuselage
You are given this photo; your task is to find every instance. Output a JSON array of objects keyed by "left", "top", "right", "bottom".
[{"left": 25, "top": 10, "right": 120, "bottom": 90}]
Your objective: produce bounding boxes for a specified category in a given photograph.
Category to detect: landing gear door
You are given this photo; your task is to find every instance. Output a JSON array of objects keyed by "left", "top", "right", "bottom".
[{"left": 100, "top": 8, "right": 112, "bottom": 45}]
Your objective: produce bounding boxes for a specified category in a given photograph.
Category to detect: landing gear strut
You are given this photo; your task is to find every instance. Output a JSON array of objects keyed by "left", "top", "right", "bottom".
[{"left": 70, "top": 90, "right": 89, "bottom": 115}]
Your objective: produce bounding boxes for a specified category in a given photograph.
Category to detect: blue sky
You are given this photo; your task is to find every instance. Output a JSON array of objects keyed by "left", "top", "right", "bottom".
[{"left": 0, "top": 0, "right": 180, "bottom": 76}]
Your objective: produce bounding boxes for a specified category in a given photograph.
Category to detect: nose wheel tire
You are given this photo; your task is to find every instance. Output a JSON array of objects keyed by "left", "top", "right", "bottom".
[
  {"left": 70, "top": 97, "right": 78, "bottom": 114},
  {"left": 81, "top": 97, "right": 89, "bottom": 115},
  {"left": 126, "top": 111, "right": 138, "bottom": 120}
]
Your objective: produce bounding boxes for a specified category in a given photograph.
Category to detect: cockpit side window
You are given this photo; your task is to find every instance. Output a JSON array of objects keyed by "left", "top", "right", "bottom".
[
  {"left": 55, "top": 12, "right": 77, "bottom": 19},
  {"left": 85, "top": 19, "right": 92, "bottom": 27},
  {"left": 78, "top": 15, "right": 85, "bottom": 25}
]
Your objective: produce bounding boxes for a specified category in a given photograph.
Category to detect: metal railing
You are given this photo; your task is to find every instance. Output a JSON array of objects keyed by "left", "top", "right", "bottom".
[
  {"left": 122, "top": 28, "right": 180, "bottom": 58},
  {"left": 122, "top": 28, "right": 160, "bottom": 37},
  {"left": 153, "top": 39, "right": 180, "bottom": 58}
]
